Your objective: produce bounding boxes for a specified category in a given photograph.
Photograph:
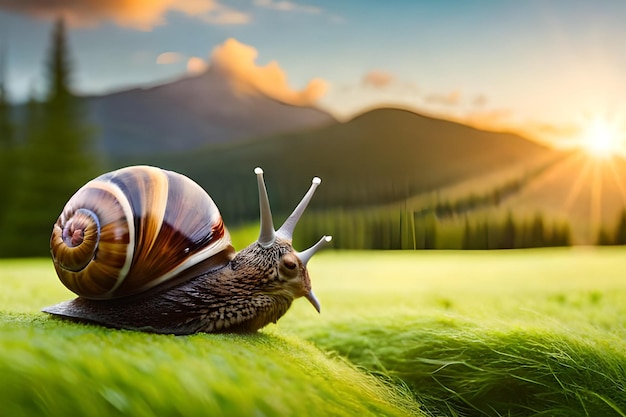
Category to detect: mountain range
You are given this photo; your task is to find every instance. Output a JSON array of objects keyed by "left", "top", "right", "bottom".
[{"left": 80, "top": 70, "right": 626, "bottom": 245}]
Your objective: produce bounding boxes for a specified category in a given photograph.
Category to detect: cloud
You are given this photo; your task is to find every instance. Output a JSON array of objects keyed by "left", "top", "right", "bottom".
[
  {"left": 425, "top": 90, "right": 462, "bottom": 106},
  {"left": 187, "top": 56, "right": 208, "bottom": 74},
  {"left": 254, "top": 0, "right": 321, "bottom": 14},
  {"left": 0, "top": 0, "right": 249, "bottom": 30},
  {"left": 465, "top": 108, "right": 512, "bottom": 125},
  {"left": 472, "top": 94, "right": 488, "bottom": 107},
  {"left": 156, "top": 52, "right": 184, "bottom": 65},
  {"left": 360, "top": 70, "right": 419, "bottom": 95},
  {"left": 196, "top": 3, "right": 251, "bottom": 24},
  {"left": 362, "top": 70, "right": 394, "bottom": 89},
  {"left": 526, "top": 122, "right": 581, "bottom": 142},
  {"left": 157, "top": 52, "right": 208, "bottom": 73},
  {"left": 210, "top": 38, "right": 328, "bottom": 106}
]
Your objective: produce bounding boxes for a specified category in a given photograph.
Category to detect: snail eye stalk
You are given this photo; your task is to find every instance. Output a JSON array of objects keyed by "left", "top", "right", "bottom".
[{"left": 255, "top": 167, "right": 276, "bottom": 248}]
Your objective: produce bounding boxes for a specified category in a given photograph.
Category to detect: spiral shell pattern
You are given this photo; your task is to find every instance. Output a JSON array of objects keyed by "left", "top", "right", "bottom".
[{"left": 50, "top": 166, "right": 234, "bottom": 299}]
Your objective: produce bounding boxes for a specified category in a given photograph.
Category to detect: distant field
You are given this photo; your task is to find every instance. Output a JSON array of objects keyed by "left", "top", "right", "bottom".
[{"left": 1, "top": 248, "right": 626, "bottom": 416}]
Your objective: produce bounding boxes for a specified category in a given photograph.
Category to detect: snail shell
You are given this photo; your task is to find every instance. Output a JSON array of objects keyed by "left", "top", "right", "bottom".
[{"left": 50, "top": 166, "right": 234, "bottom": 300}]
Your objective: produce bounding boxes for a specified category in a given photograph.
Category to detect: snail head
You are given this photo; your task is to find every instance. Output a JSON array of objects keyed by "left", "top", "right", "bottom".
[{"left": 253, "top": 167, "right": 332, "bottom": 313}]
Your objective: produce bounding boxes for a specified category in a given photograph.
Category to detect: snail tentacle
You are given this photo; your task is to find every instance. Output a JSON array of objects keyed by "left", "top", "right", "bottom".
[
  {"left": 277, "top": 177, "right": 321, "bottom": 241},
  {"left": 255, "top": 167, "right": 276, "bottom": 247}
]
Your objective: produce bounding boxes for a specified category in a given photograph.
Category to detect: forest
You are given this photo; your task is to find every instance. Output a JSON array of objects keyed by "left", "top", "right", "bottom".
[{"left": 0, "top": 20, "right": 103, "bottom": 257}]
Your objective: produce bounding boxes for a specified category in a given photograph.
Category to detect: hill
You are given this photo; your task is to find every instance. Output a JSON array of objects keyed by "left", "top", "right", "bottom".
[
  {"left": 113, "top": 107, "right": 558, "bottom": 222},
  {"left": 84, "top": 68, "right": 337, "bottom": 156}
]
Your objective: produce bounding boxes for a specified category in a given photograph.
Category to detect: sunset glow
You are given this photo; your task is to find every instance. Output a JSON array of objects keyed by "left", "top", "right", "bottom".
[
  {"left": 2, "top": 2, "right": 626, "bottom": 151},
  {"left": 578, "top": 115, "right": 626, "bottom": 159}
]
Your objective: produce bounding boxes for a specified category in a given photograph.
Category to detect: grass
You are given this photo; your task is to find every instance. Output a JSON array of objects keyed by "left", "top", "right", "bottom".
[
  {"left": 0, "top": 260, "right": 417, "bottom": 417},
  {"left": 2, "top": 248, "right": 626, "bottom": 416},
  {"left": 0, "top": 317, "right": 416, "bottom": 417},
  {"left": 285, "top": 249, "right": 626, "bottom": 416}
]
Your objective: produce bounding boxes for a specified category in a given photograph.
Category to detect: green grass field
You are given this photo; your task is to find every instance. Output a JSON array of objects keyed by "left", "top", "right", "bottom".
[{"left": 1, "top": 248, "right": 626, "bottom": 416}]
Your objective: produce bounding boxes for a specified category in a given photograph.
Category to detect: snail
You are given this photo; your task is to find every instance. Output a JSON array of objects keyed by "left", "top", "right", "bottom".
[{"left": 43, "top": 165, "right": 332, "bottom": 335}]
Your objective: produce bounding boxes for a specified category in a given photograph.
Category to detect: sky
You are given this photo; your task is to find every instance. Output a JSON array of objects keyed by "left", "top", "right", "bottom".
[{"left": 1, "top": 0, "right": 626, "bottom": 148}]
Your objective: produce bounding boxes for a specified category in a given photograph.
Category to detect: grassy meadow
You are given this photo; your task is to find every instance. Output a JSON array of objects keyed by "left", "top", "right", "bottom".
[{"left": 1, "top": 246, "right": 626, "bottom": 416}]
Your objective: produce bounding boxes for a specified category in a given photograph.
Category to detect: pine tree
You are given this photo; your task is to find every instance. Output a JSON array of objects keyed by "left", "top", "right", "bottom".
[
  {"left": 0, "top": 40, "right": 14, "bottom": 227},
  {"left": 423, "top": 213, "right": 437, "bottom": 249},
  {"left": 557, "top": 223, "right": 572, "bottom": 247},
  {"left": 596, "top": 227, "right": 613, "bottom": 246},
  {"left": 614, "top": 209, "right": 626, "bottom": 245},
  {"left": 47, "top": 19, "right": 72, "bottom": 101},
  {"left": 474, "top": 221, "right": 489, "bottom": 249},
  {"left": 530, "top": 214, "right": 545, "bottom": 247},
  {"left": 499, "top": 211, "right": 516, "bottom": 249},
  {"left": 0, "top": 18, "right": 100, "bottom": 257},
  {"left": 462, "top": 217, "right": 472, "bottom": 249},
  {"left": 4, "top": 92, "right": 55, "bottom": 254}
]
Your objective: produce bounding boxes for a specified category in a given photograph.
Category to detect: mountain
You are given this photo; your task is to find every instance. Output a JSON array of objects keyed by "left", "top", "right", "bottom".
[
  {"left": 84, "top": 68, "right": 337, "bottom": 156},
  {"left": 94, "top": 103, "right": 625, "bottom": 245},
  {"left": 115, "top": 107, "right": 559, "bottom": 221}
]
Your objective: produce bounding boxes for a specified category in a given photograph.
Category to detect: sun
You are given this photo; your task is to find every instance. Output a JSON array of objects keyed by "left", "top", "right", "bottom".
[{"left": 578, "top": 115, "right": 625, "bottom": 159}]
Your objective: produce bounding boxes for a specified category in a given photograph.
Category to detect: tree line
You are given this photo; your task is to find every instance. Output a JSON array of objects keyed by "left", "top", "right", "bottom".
[
  {"left": 596, "top": 210, "right": 626, "bottom": 246},
  {"left": 294, "top": 204, "right": 626, "bottom": 250},
  {"left": 0, "top": 19, "right": 101, "bottom": 257},
  {"left": 293, "top": 208, "right": 572, "bottom": 250},
  {"left": 461, "top": 213, "right": 570, "bottom": 250}
]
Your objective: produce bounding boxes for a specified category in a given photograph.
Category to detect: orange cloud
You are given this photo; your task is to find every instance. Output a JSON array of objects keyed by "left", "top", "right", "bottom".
[
  {"left": 187, "top": 56, "right": 208, "bottom": 73},
  {"left": 0, "top": 0, "right": 249, "bottom": 30},
  {"left": 465, "top": 108, "right": 512, "bottom": 127},
  {"left": 210, "top": 38, "right": 328, "bottom": 106},
  {"left": 362, "top": 70, "right": 394, "bottom": 89},
  {"left": 156, "top": 52, "right": 183, "bottom": 65},
  {"left": 454, "top": 108, "right": 518, "bottom": 136},
  {"left": 522, "top": 122, "right": 581, "bottom": 146},
  {"left": 529, "top": 122, "right": 580, "bottom": 137}
]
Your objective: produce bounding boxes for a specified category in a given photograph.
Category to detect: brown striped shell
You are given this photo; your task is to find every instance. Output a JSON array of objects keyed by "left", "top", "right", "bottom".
[{"left": 50, "top": 166, "right": 235, "bottom": 300}]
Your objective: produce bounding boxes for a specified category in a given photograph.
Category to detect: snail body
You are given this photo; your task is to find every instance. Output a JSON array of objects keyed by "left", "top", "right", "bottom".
[{"left": 44, "top": 166, "right": 331, "bottom": 335}]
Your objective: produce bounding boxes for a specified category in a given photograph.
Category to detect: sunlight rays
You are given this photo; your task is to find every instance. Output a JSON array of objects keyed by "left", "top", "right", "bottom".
[
  {"left": 518, "top": 149, "right": 626, "bottom": 243},
  {"left": 548, "top": 111, "right": 626, "bottom": 241},
  {"left": 577, "top": 114, "right": 626, "bottom": 159},
  {"left": 591, "top": 160, "right": 603, "bottom": 235},
  {"left": 606, "top": 158, "right": 626, "bottom": 206},
  {"left": 561, "top": 152, "right": 626, "bottom": 242},
  {"left": 563, "top": 152, "right": 593, "bottom": 214}
]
